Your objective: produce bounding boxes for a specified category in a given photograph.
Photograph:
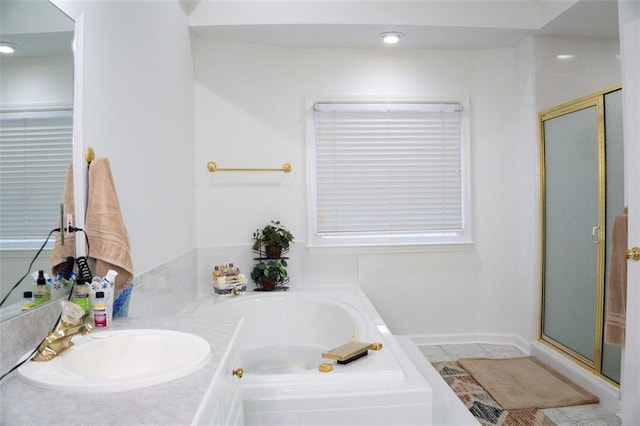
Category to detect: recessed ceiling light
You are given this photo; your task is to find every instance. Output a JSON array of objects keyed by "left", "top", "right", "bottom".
[
  {"left": 0, "top": 42, "right": 16, "bottom": 54},
  {"left": 381, "top": 32, "right": 404, "bottom": 45},
  {"left": 556, "top": 54, "right": 575, "bottom": 61}
]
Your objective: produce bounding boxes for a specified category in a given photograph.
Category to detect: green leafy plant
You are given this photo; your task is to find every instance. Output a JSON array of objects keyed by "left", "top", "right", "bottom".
[
  {"left": 250, "top": 260, "right": 288, "bottom": 285},
  {"left": 251, "top": 220, "right": 295, "bottom": 251}
]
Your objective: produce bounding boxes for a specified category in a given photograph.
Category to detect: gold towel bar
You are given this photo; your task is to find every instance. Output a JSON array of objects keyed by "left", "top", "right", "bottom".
[{"left": 207, "top": 161, "right": 292, "bottom": 173}]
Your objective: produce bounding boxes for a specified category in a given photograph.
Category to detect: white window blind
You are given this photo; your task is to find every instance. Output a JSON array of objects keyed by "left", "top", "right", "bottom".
[
  {"left": 0, "top": 110, "right": 72, "bottom": 246},
  {"left": 311, "top": 102, "right": 467, "bottom": 245}
]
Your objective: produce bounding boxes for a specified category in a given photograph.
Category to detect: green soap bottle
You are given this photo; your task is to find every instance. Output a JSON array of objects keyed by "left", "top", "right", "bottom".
[
  {"left": 71, "top": 277, "right": 91, "bottom": 313},
  {"left": 33, "top": 270, "right": 50, "bottom": 306}
]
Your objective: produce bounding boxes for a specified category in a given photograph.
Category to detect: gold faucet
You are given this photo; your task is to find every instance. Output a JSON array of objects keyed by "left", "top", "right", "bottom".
[{"left": 32, "top": 302, "right": 94, "bottom": 362}]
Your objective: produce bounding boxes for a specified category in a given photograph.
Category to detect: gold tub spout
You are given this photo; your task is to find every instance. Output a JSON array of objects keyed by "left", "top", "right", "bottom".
[{"left": 32, "top": 315, "right": 93, "bottom": 362}]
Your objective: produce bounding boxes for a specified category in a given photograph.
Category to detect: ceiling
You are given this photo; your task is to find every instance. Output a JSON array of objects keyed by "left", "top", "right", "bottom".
[
  {"left": 190, "top": 0, "right": 620, "bottom": 49},
  {"left": 0, "top": 0, "right": 620, "bottom": 58},
  {"left": 0, "top": 0, "right": 74, "bottom": 58}
]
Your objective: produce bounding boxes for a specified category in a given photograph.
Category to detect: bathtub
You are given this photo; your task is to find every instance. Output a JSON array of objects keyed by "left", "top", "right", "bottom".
[{"left": 207, "top": 287, "right": 432, "bottom": 425}]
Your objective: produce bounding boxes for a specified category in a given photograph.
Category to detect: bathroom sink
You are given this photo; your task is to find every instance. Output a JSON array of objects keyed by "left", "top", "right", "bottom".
[{"left": 18, "top": 329, "right": 211, "bottom": 393}]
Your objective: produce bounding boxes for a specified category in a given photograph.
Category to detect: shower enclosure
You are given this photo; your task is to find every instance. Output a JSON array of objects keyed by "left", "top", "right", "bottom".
[{"left": 539, "top": 86, "right": 623, "bottom": 384}]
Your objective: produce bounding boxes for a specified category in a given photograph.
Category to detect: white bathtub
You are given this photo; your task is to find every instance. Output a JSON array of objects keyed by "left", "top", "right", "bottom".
[{"left": 208, "top": 287, "right": 432, "bottom": 425}]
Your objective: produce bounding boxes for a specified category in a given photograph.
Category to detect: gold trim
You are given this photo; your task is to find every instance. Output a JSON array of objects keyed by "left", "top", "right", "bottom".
[
  {"left": 318, "top": 363, "right": 333, "bottom": 373},
  {"left": 207, "top": 161, "right": 292, "bottom": 173},
  {"left": 232, "top": 367, "right": 243, "bottom": 378},
  {"left": 85, "top": 147, "right": 95, "bottom": 164}
]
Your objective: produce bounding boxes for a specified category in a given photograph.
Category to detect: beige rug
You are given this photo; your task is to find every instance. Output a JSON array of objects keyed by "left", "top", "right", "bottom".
[{"left": 458, "top": 357, "right": 599, "bottom": 411}]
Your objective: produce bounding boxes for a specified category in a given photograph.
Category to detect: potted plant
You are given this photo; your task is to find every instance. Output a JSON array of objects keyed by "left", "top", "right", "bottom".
[
  {"left": 250, "top": 260, "right": 288, "bottom": 291},
  {"left": 252, "top": 220, "right": 295, "bottom": 258}
]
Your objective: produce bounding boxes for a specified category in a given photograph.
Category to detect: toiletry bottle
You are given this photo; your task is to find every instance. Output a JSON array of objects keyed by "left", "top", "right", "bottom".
[
  {"left": 101, "top": 270, "right": 118, "bottom": 322},
  {"left": 71, "top": 277, "right": 91, "bottom": 313},
  {"left": 92, "top": 291, "right": 108, "bottom": 327},
  {"left": 33, "top": 270, "right": 50, "bottom": 306},
  {"left": 21, "top": 291, "right": 34, "bottom": 311},
  {"left": 102, "top": 270, "right": 118, "bottom": 288}
]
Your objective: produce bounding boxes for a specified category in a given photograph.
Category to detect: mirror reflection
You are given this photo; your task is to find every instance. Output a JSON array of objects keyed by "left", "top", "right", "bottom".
[{"left": 0, "top": 0, "right": 75, "bottom": 321}]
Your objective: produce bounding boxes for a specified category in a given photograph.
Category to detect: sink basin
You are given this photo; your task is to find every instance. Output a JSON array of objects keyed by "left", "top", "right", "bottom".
[{"left": 18, "top": 329, "right": 211, "bottom": 393}]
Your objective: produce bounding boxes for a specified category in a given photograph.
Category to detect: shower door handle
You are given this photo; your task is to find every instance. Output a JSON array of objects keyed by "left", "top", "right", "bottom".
[{"left": 591, "top": 226, "right": 601, "bottom": 243}]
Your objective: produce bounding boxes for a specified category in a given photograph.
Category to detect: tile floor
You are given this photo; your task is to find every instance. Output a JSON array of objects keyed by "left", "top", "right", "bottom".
[{"left": 416, "top": 343, "right": 622, "bottom": 426}]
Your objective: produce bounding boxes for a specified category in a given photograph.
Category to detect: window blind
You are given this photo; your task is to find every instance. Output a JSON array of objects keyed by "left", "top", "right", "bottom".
[
  {"left": 0, "top": 111, "right": 73, "bottom": 243},
  {"left": 312, "top": 102, "right": 464, "bottom": 237}
]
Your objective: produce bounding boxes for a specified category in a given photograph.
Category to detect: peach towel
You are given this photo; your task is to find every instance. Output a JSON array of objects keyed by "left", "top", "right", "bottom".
[
  {"left": 85, "top": 158, "right": 133, "bottom": 290},
  {"left": 51, "top": 163, "right": 76, "bottom": 275},
  {"left": 604, "top": 213, "right": 627, "bottom": 347}
]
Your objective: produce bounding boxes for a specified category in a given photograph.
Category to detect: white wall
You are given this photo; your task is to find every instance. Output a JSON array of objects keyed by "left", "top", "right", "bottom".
[
  {"left": 41, "top": 0, "right": 620, "bottom": 345},
  {"left": 512, "top": 36, "right": 621, "bottom": 344},
  {"left": 194, "top": 39, "right": 523, "bottom": 337},
  {"left": 55, "top": 0, "right": 196, "bottom": 276},
  {"left": 534, "top": 36, "right": 621, "bottom": 110},
  {"left": 0, "top": 56, "right": 73, "bottom": 108},
  {"left": 194, "top": 35, "right": 621, "bottom": 340}
]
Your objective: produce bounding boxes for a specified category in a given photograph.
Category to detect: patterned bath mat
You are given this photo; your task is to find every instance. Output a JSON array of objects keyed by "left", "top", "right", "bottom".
[{"left": 433, "top": 361, "right": 555, "bottom": 426}]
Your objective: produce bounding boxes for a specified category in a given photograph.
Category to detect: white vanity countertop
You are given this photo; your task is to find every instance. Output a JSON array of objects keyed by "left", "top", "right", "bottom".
[{"left": 0, "top": 309, "right": 241, "bottom": 425}]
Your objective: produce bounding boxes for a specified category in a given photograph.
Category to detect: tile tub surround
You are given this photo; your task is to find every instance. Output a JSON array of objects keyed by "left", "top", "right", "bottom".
[
  {"left": 0, "top": 314, "right": 240, "bottom": 425},
  {"left": 128, "top": 248, "right": 199, "bottom": 318}
]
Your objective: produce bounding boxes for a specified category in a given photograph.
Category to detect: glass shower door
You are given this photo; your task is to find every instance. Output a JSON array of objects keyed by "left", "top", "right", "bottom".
[{"left": 541, "top": 101, "right": 602, "bottom": 366}]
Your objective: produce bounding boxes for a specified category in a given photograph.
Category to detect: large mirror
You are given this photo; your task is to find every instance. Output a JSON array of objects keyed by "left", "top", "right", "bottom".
[{"left": 0, "top": 0, "right": 75, "bottom": 321}]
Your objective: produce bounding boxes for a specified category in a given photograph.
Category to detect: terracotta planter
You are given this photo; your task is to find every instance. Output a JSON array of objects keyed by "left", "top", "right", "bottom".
[
  {"left": 260, "top": 277, "right": 276, "bottom": 291},
  {"left": 265, "top": 245, "right": 283, "bottom": 259}
]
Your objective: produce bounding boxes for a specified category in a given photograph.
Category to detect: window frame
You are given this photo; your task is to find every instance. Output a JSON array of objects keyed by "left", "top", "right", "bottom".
[{"left": 305, "top": 96, "right": 473, "bottom": 253}]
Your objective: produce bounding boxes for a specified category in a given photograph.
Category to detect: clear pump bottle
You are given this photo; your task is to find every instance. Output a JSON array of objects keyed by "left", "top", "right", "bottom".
[
  {"left": 71, "top": 277, "right": 91, "bottom": 313},
  {"left": 21, "top": 291, "right": 34, "bottom": 311},
  {"left": 33, "top": 270, "right": 50, "bottom": 306}
]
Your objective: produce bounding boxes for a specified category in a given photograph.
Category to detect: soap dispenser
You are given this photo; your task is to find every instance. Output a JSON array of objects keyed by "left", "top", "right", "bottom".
[
  {"left": 33, "top": 270, "right": 50, "bottom": 306},
  {"left": 71, "top": 277, "right": 91, "bottom": 313}
]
